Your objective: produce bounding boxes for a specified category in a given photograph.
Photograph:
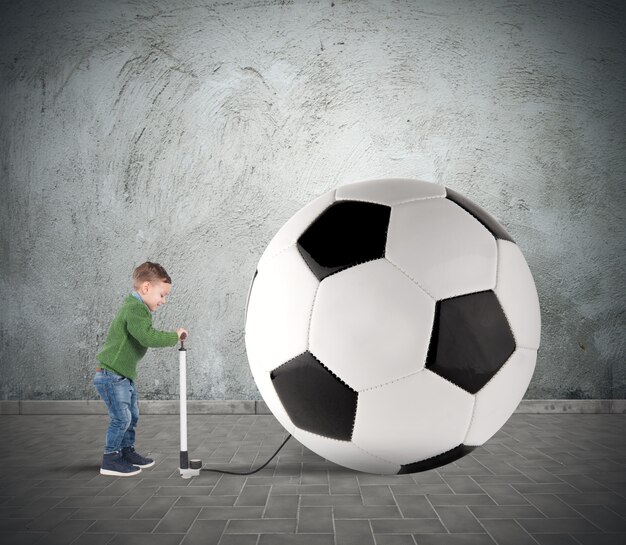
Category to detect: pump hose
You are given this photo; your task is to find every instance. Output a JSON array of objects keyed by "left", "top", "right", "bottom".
[{"left": 200, "top": 433, "right": 292, "bottom": 475}]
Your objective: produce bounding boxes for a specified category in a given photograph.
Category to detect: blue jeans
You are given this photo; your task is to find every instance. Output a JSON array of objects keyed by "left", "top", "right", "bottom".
[{"left": 93, "top": 368, "right": 139, "bottom": 454}]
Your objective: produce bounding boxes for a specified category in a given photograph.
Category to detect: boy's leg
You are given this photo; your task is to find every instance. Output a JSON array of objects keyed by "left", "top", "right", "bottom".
[
  {"left": 121, "top": 380, "right": 138, "bottom": 449},
  {"left": 121, "top": 381, "right": 155, "bottom": 468},
  {"left": 96, "top": 374, "right": 133, "bottom": 453},
  {"left": 93, "top": 369, "right": 141, "bottom": 476}
]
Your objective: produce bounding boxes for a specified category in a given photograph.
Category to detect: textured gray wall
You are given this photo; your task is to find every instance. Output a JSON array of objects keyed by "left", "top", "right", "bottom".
[{"left": 1, "top": 0, "right": 624, "bottom": 401}]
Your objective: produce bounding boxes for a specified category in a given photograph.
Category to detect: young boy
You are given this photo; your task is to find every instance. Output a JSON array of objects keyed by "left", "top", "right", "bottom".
[{"left": 94, "top": 262, "right": 188, "bottom": 476}]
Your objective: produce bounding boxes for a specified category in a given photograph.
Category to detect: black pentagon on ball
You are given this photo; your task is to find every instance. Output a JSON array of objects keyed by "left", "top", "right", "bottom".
[
  {"left": 297, "top": 200, "right": 391, "bottom": 281},
  {"left": 446, "top": 187, "right": 515, "bottom": 243},
  {"left": 426, "top": 290, "right": 515, "bottom": 394},
  {"left": 398, "top": 444, "right": 476, "bottom": 474},
  {"left": 270, "top": 351, "right": 358, "bottom": 441}
]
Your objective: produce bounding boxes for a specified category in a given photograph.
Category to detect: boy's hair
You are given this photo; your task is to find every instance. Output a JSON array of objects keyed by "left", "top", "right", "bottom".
[{"left": 133, "top": 262, "right": 172, "bottom": 289}]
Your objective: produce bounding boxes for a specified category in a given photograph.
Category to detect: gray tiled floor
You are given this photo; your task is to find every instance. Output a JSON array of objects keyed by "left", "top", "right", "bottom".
[{"left": 0, "top": 413, "right": 625, "bottom": 545}]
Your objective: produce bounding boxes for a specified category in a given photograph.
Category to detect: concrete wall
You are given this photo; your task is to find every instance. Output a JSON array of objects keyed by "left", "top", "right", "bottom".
[{"left": 1, "top": 0, "right": 624, "bottom": 401}]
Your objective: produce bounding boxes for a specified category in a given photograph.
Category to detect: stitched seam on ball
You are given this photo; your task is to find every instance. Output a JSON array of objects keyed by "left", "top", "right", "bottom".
[
  {"left": 335, "top": 197, "right": 385, "bottom": 205},
  {"left": 445, "top": 194, "right": 500, "bottom": 289},
  {"left": 263, "top": 242, "right": 297, "bottom": 268},
  {"left": 384, "top": 258, "right": 436, "bottom": 301},
  {"left": 299, "top": 429, "right": 399, "bottom": 467},
  {"left": 322, "top": 256, "right": 387, "bottom": 281},
  {"left": 307, "top": 283, "right": 321, "bottom": 349},
  {"left": 307, "top": 351, "right": 357, "bottom": 392},
  {"left": 358, "top": 368, "right": 424, "bottom": 393},
  {"left": 471, "top": 345, "right": 535, "bottom": 400},
  {"left": 307, "top": 351, "right": 359, "bottom": 439},
  {"left": 270, "top": 352, "right": 309, "bottom": 374},
  {"left": 350, "top": 380, "right": 359, "bottom": 439},
  {"left": 491, "top": 241, "right": 499, "bottom": 291},
  {"left": 268, "top": 348, "right": 359, "bottom": 379},
  {"left": 445, "top": 189, "right": 502, "bottom": 237},
  {"left": 499, "top": 303, "right": 518, "bottom": 348},
  {"left": 493, "top": 287, "right": 517, "bottom": 353},
  {"left": 494, "top": 240, "right": 522, "bottom": 348},
  {"left": 438, "top": 369, "right": 483, "bottom": 395},
  {"left": 463, "top": 346, "right": 535, "bottom": 446},
  {"left": 360, "top": 366, "right": 473, "bottom": 397},
  {"left": 262, "top": 188, "right": 337, "bottom": 268},
  {"left": 495, "top": 240, "right": 502, "bottom": 293},
  {"left": 427, "top": 367, "right": 479, "bottom": 396},
  {"left": 382, "top": 207, "right": 391, "bottom": 257},
  {"left": 391, "top": 193, "right": 447, "bottom": 207},
  {"left": 350, "top": 441, "right": 401, "bottom": 467},
  {"left": 335, "top": 194, "right": 444, "bottom": 207},
  {"left": 462, "top": 394, "right": 478, "bottom": 445}
]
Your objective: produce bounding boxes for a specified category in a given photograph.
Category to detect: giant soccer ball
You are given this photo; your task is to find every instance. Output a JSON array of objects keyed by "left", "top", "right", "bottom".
[{"left": 245, "top": 179, "right": 540, "bottom": 474}]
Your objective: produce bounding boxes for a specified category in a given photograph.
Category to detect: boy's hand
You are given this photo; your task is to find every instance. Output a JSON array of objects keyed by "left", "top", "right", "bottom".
[{"left": 176, "top": 328, "right": 188, "bottom": 340}]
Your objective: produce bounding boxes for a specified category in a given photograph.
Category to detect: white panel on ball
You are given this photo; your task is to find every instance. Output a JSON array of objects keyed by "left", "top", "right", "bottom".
[
  {"left": 495, "top": 240, "right": 541, "bottom": 350},
  {"left": 245, "top": 245, "right": 318, "bottom": 373},
  {"left": 336, "top": 178, "right": 446, "bottom": 206},
  {"left": 293, "top": 428, "right": 400, "bottom": 474},
  {"left": 257, "top": 190, "right": 336, "bottom": 273},
  {"left": 386, "top": 198, "right": 498, "bottom": 300},
  {"left": 464, "top": 348, "right": 537, "bottom": 446},
  {"left": 309, "top": 258, "right": 435, "bottom": 391},
  {"left": 352, "top": 370, "right": 475, "bottom": 465}
]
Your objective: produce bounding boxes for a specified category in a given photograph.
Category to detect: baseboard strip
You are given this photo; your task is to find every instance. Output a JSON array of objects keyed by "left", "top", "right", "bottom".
[{"left": 0, "top": 399, "right": 624, "bottom": 415}]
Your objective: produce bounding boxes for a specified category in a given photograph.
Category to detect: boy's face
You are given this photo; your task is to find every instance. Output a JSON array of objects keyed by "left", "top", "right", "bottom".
[{"left": 138, "top": 280, "right": 172, "bottom": 312}]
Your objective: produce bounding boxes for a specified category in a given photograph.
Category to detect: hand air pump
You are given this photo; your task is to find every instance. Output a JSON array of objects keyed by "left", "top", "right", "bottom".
[{"left": 178, "top": 332, "right": 202, "bottom": 478}]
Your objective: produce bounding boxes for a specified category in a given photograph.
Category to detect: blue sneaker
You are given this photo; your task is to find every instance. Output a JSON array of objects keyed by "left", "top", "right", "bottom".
[
  {"left": 121, "top": 447, "right": 155, "bottom": 468},
  {"left": 100, "top": 451, "right": 142, "bottom": 477}
]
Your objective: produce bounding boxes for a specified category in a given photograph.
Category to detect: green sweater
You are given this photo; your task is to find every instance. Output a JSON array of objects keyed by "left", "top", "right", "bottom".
[{"left": 96, "top": 295, "right": 179, "bottom": 380}]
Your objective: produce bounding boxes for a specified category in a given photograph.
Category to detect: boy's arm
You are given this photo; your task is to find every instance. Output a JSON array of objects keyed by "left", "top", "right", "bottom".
[{"left": 126, "top": 306, "right": 179, "bottom": 348}]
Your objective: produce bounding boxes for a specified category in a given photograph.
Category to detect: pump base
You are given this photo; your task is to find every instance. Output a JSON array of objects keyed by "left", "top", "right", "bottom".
[
  {"left": 179, "top": 456, "right": 202, "bottom": 478},
  {"left": 179, "top": 467, "right": 201, "bottom": 479}
]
